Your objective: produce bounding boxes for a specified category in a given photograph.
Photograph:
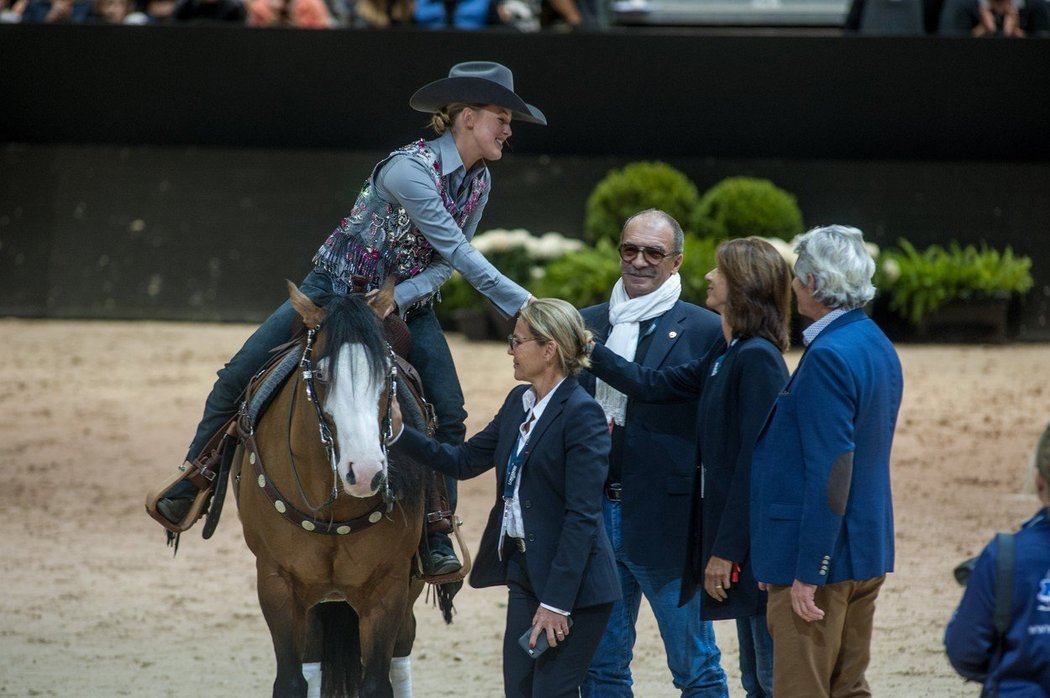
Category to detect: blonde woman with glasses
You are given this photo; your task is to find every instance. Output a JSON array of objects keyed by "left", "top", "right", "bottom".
[{"left": 390, "top": 298, "right": 620, "bottom": 698}]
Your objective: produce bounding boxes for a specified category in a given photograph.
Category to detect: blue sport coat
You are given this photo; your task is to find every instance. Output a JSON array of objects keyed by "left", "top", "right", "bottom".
[
  {"left": 579, "top": 300, "right": 722, "bottom": 569},
  {"left": 391, "top": 376, "right": 620, "bottom": 612},
  {"left": 750, "top": 309, "right": 903, "bottom": 587}
]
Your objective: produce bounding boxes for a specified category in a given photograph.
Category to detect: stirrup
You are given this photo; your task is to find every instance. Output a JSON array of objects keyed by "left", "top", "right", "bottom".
[
  {"left": 420, "top": 515, "right": 472, "bottom": 586},
  {"left": 144, "top": 463, "right": 214, "bottom": 534}
]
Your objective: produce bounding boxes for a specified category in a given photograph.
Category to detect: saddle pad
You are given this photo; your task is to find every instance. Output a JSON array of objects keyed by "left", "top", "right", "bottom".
[{"left": 243, "top": 346, "right": 301, "bottom": 430}]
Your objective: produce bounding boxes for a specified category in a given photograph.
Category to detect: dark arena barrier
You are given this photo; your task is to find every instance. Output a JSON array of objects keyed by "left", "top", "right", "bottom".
[{"left": 1, "top": 25, "right": 1048, "bottom": 337}]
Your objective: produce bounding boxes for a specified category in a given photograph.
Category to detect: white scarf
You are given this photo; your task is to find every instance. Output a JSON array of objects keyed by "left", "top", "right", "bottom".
[{"left": 595, "top": 274, "right": 682, "bottom": 427}]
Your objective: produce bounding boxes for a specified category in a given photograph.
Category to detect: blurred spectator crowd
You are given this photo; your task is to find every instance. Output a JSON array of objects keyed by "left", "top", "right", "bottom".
[
  {"left": 1, "top": 0, "right": 1044, "bottom": 35},
  {"left": 847, "top": 0, "right": 1048, "bottom": 35},
  {"left": 0, "top": 0, "right": 595, "bottom": 29}
]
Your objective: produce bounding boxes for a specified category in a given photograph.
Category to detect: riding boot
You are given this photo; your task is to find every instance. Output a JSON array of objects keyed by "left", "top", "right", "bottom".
[
  {"left": 145, "top": 458, "right": 217, "bottom": 533},
  {"left": 425, "top": 531, "right": 462, "bottom": 576},
  {"left": 424, "top": 474, "right": 461, "bottom": 575},
  {"left": 156, "top": 479, "right": 198, "bottom": 525}
]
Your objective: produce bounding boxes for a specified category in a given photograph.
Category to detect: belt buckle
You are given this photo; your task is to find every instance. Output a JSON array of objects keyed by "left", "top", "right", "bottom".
[{"left": 606, "top": 484, "right": 622, "bottom": 502}]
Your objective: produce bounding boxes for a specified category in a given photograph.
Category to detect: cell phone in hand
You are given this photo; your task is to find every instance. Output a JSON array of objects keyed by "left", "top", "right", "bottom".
[{"left": 517, "top": 617, "right": 573, "bottom": 659}]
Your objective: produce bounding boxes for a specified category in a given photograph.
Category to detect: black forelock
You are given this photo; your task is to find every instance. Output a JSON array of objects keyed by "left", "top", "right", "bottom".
[{"left": 319, "top": 294, "right": 388, "bottom": 393}]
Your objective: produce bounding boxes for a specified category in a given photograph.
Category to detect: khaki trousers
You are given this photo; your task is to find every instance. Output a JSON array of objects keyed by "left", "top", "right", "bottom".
[{"left": 766, "top": 575, "right": 885, "bottom": 698}]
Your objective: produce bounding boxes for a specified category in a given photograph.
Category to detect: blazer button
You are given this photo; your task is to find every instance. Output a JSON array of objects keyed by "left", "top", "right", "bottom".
[
  {"left": 524, "top": 500, "right": 532, "bottom": 509},
  {"left": 527, "top": 533, "right": 536, "bottom": 542}
]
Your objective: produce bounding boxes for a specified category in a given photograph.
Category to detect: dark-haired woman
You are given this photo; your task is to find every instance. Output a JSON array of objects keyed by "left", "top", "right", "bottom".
[
  {"left": 587, "top": 237, "right": 792, "bottom": 697},
  {"left": 148, "top": 62, "right": 544, "bottom": 575}
]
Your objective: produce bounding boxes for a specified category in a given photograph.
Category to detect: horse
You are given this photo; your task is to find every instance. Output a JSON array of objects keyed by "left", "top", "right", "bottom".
[{"left": 234, "top": 279, "right": 427, "bottom": 698}]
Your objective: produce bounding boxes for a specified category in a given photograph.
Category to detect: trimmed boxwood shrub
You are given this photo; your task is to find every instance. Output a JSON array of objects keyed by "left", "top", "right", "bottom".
[
  {"left": 584, "top": 162, "right": 699, "bottom": 247},
  {"left": 692, "top": 177, "right": 803, "bottom": 241},
  {"left": 677, "top": 234, "right": 720, "bottom": 307}
]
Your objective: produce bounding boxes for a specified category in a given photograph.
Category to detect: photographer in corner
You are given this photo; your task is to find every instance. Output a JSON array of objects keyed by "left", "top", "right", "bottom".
[{"left": 945, "top": 423, "right": 1050, "bottom": 696}]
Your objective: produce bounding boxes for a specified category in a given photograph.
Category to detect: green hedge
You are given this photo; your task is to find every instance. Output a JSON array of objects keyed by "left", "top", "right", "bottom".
[
  {"left": 677, "top": 235, "right": 720, "bottom": 307},
  {"left": 692, "top": 177, "right": 803, "bottom": 241},
  {"left": 584, "top": 162, "right": 699, "bottom": 246}
]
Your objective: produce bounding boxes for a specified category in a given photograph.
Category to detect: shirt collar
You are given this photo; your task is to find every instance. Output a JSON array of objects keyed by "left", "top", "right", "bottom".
[
  {"left": 431, "top": 131, "right": 465, "bottom": 179},
  {"left": 802, "top": 308, "right": 849, "bottom": 346},
  {"left": 520, "top": 377, "right": 566, "bottom": 420},
  {"left": 431, "top": 131, "right": 488, "bottom": 182}
]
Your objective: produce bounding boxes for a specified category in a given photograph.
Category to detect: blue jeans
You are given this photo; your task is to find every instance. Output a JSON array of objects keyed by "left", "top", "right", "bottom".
[
  {"left": 582, "top": 499, "right": 728, "bottom": 698},
  {"left": 405, "top": 305, "right": 467, "bottom": 555},
  {"left": 736, "top": 614, "right": 773, "bottom": 698},
  {"left": 186, "top": 269, "right": 335, "bottom": 460}
]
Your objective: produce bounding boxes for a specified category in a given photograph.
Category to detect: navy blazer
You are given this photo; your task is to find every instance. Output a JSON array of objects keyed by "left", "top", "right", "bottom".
[
  {"left": 588, "top": 336, "right": 788, "bottom": 619},
  {"left": 391, "top": 376, "right": 620, "bottom": 612},
  {"left": 579, "top": 300, "right": 722, "bottom": 569},
  {"left": 750, "top": 309, "right": 903, "bottom": 587}
]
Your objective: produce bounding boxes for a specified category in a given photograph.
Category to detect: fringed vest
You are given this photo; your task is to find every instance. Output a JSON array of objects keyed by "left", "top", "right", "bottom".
[{"left": 312, "top": 139, "right": 487, "bottom": 309}]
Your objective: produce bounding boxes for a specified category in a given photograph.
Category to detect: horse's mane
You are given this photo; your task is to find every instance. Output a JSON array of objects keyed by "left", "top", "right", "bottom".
[
  {"left": 320, "top": 294, "right": 389, "bottom": 394},
  {"left": 320, "top": 294, "right": 426, "bottom": 505}
]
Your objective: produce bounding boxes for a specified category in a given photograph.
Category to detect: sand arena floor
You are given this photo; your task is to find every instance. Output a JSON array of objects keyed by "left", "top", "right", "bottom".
[{"left": 1, "top": 318, "right": 1047, "bottom": 696}]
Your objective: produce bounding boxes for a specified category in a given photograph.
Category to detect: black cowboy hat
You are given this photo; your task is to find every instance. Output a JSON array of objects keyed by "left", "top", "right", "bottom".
[{"left": 410, "top": 61, "right": 547, "bottom": 126}]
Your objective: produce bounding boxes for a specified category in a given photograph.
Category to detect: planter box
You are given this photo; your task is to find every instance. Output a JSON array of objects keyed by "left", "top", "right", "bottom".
[{"left": 917, "top": 297, "right": 1010, "bottom": 343}]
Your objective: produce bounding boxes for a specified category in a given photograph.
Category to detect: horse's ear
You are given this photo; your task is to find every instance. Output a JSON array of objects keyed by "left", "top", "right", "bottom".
[
  {"left": 287, "top": 280, "right": 326, "bottom": 329},
  {"left": 368, "top": 275, "right": 398, "bottom": 319}
]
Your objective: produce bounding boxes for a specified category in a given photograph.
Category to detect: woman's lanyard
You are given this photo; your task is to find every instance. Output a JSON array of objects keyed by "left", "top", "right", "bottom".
[
  {"left": 503, "top": 413, "right": 535, "bottom": 501},
  {"left": 710, "top": 338, "right": 739, "bottom": 377}
]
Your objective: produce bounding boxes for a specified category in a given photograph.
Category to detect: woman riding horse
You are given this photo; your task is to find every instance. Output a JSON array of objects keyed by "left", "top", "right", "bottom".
[{"left": 148, "top": 61, "right": 545, "bottom": 575}]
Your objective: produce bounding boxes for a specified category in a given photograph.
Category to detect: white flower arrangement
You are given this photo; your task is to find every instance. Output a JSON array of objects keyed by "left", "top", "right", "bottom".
[
  {"left": 881, "top": 258, "right": 901, "bottom": 282},
  {"left": 755, "top": 236, "right": 799, "bottom": 269},
  {"left": 472, "top": 228, "right": 584, "bottom": 260}
]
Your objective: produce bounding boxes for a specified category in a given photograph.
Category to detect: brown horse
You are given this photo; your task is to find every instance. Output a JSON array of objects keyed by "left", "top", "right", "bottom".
[{"left": 235, "top": 280, "right": 426, "bottom": 698}]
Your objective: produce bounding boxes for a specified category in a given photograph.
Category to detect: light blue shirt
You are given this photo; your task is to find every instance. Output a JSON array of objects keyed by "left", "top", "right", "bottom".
[
  {"left": 802, "top": 308, "right": 848, "bottom": 346},
  {"left": 375, "top": 132, "right": 530, "bottom": 317}
]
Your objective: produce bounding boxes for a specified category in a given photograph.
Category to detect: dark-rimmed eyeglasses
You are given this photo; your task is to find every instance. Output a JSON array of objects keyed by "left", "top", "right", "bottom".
[
  {"left": 619, "top": 243, "right": 678, "bottom": 265},
  {"left": 507, "top": 335, "right": 540, "bottom": 350}
]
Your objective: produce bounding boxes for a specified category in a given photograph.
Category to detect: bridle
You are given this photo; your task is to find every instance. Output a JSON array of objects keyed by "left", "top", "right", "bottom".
[{"left": 292, "top": 322, "right": 398, "bottom": 513}]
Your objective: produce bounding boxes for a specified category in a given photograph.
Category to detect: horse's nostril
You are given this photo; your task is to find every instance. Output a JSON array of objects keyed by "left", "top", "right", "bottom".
[
  {"left": 370, "top": 471, "right": 385, "bottom": 493},
  {"left": 346, "top": 462, "right": 356, "bottom": 485}
]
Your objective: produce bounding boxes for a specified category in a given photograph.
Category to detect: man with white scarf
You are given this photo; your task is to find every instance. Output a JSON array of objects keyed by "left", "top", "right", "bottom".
[{"left": 580, "top": 209, "right": 728, "bottom": 698}]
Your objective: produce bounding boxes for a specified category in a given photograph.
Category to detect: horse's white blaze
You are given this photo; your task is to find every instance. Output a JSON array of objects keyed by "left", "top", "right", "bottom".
[{"left": 325, "top": 343, "right": 388, "bottom": 498}]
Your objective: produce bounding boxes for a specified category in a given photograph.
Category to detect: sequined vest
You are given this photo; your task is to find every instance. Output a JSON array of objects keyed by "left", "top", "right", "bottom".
[{"left": 312, "top": 139, "right": 487, "bottom": 306}]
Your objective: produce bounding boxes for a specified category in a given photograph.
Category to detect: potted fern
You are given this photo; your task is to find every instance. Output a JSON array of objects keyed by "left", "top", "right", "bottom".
[{"left": 879, "top": 239, "right": 1033, "bottom": 342}]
